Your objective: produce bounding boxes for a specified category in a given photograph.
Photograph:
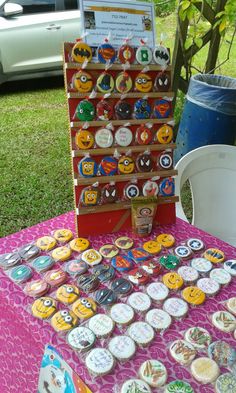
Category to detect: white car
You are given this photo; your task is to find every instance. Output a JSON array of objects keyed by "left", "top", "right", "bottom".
[{"left": 0, "top": 0, "right": 81, "bottom": 84}]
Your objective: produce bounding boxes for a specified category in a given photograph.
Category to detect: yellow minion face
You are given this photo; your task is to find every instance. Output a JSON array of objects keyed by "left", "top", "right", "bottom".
[
  {"left": 163, "top": 272, "right": 184, "bottom": 290},
  {"left": 54, "top": 229, "right": 73, "bottom": 243},
  {"left": 31, "top": 297, "right": 57, "bottom": 320},
  {"left": 75, "top": 129, "right": 94, "bottom": 150},
  {"left": 156, "top": 125, "right": 173, "bottom": 144},
  {"left": 72, "top": 297, "right": 97, "bottom": 319},
  {"left": 203, "top": 248, "right": 225, "bottom": 263},
  {"left": 36, "top": 236, "right": 57, "bottom": 251},
  {"left": 156, "top": 233, "right": 175, "bottom": 248},
  {"left": 135, "top": 73, "right": 153, "bottom": 93},
  {"left": 142, "top": 240, "right": 162, "bottom": 255},
  {"left": 182, "top": 286, "right": 206, "bottom": 305},
  {"left": 81, "top": 249, "right": 102, "bottom": 266},
  {"left": 51, "top": 246, "right": 72, "bottom": 262},
  {"left": 51, "top": 310, "right": 78, "bottom": 332},
  {"left": 69, "top": 237, "right": 90, "bottom": 252},
  {"left": 73, "top": 70, "right": 93, "bottom": 92},
  {"left": 56, "top": 284, "right": 80, "bottom": 304},
  {"left": 118, "top": 156, "right": 135, "bottom": 174}
]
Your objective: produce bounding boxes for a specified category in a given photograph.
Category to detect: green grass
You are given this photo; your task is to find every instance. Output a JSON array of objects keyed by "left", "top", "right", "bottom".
[
  {"left": 1, "top": 13, "right": 236, "bottom": 237},
  {"left": 0, "top": 79, "right": 74, "bottom": 237}
]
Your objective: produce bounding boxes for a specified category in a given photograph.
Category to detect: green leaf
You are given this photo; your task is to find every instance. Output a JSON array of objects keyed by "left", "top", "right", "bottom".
[
  {"left": 215, "top": 11, "right": 225, "bottom": 18},
  {"left": 194, "top": 37, "right": 203, "bottom": 48},
  {"left": 179, "top": 7, "right": 187, "bottom": 21},
  {"left": 213, "top": 19, "right": 222, "bottom": 29},
  {"left": 219, "top": 18, "right": 227, "bottom": 34},
  {"left": 186, "top": 5, "right": 196, "bottom": 20},
  {"left": 185, "top": 37, "right": 193, "bottom": 50},
  {"left": 181, "top": 0, "right": 191, "bottom": 11}
]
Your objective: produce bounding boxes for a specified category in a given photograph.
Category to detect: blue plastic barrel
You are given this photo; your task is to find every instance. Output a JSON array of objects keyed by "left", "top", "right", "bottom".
[{"left": 174, "top": 74, "right": 236, "bottom": 163}]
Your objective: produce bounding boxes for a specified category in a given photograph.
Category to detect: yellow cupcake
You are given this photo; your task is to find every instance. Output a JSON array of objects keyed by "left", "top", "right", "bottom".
[
  {"left": 31, "top": 297, "right": 57, "bottom": 320},
  {"left": 72, "top": 297, "right": 97, "bottom": 319},
  {"left": 36, "top": 236, "right": 57, "bottom": 251},
  {"left": 163, "top": 272, "right": 184, "bottom": 290},
  {"left": 56, "top": 284, "right": 80, "bottom": 304},
  {"left": 182, "top": 286, "right": 206, "bottom": 305},
  {"left": 51, "top": 246, "right": 72, "bottom": 262},
  {"left": 142, "top": 240, "right": 162, "bottom": 255},
  {"left": 70, "top": 237, "right": 90, "bottom": 252},
  {"left": 156, "top": 233, "right": 175, "bottom": 248},
  {"left": 51, "top": 310, "right": 78, "bottom": 332},
  {"left": 203, "top": 248, "right": 225, "bottom": 263},
  {"left": 54, "top": 229, "right": 73, "bottom": 243}
]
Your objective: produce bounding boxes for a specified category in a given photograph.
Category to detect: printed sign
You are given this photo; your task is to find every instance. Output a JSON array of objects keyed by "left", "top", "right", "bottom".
[
  {"left": 80, "top": 0, "right": 156, "bottom": 47},
  {"left": 37, "top": 344, "right": 93, "bottom": 393}
]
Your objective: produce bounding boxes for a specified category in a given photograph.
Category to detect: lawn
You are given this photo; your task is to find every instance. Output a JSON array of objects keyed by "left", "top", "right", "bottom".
[
  {"left": 0, "top": 78, "right": 72, "bottom": 237},
  {"left": 1, "top": 13, "right": 235, "bottom": 237}
]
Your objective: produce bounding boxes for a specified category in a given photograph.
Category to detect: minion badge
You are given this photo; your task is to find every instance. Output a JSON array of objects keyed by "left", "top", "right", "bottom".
[
  {"left": 31, "top": 297, "right": 57, "bottom": 320},
  {"left": 72, "top": 70, "right": 93, "bottom": 93},
  {"left": 51, "top": 310, "right": 78, "bottom": 332},
  {"left": 72, "top": 297, "right": 97, "bottom": 319},
  {"left": 56, "top": 284, "right": 80, "bottom": 304},
  {"left": 135, "top": 73, "right": 153, "bottom": 93}
]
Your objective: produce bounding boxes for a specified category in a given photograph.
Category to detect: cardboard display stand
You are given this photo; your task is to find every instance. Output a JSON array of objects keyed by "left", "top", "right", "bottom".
[{"left": 63, "top": 42, "right": 178, "bottom": 236}]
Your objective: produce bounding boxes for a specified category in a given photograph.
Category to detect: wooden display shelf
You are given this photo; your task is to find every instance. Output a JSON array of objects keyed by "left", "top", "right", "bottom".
[
  {"left": 74, "top": 169, "right": 178, "bottom": 186},
  {"left": 71, "top": 117, "right": 174, "bottom": 128},
  {"left": 72, "top": 143, "right": 176, "bottom": 157},
  {"left": 65, "top": 63, "right": 172, "bottom": 72},
  {"left": 68, "top": 92, "right": 174, "bottom": 99},
  {"left": 64, "top": 42, "right": 177, "bottom": 236},
  {"left": 76, "top": 196, "right": 179, "bottom": 215}
]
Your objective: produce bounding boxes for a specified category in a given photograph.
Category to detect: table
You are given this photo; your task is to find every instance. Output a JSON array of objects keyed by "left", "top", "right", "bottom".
[{"left": 0, "top": 211, "right": 236, "bottom": 393}]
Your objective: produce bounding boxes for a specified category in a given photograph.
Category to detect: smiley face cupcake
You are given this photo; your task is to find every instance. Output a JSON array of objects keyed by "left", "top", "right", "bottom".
[
  {"left": 182, "top": 286, "right": 206, "bottom": 306},
  {"left": 69, "top": 237, "right": 90, "bottom": 253}
]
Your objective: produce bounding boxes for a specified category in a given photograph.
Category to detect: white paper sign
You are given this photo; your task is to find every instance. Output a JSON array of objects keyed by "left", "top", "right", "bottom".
[{"left": 80, "top": 0, "right": 156, "bottom": 48}]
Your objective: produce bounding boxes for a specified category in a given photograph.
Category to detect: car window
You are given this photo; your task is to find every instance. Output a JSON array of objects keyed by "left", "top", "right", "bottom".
[
  {"left": 64, "top": 0, "right": 78, "bottom": 10},
  {"left": 9, "top": 0, "right": 56, "bottom": 13},
  {"left": 7, "top": 0, "right": 79, "bottom": 13}
]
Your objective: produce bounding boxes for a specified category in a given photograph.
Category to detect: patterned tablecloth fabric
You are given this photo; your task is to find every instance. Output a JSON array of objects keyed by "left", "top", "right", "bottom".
[{"left": 0, "top": 211, "right": 236, "bottom": 393}]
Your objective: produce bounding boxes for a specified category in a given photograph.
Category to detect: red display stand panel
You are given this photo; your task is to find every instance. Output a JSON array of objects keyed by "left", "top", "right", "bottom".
[{"left": 76, "top": 203, "right": 176, "bottom": 237}]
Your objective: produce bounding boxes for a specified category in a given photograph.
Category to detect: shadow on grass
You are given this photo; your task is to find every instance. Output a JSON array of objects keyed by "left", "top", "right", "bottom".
[
  {"left": 181, "top": 180, "right": 193, "bottom": 223},
  {"left": 0, "top": 75, "right": 64, "bottom": 95}
]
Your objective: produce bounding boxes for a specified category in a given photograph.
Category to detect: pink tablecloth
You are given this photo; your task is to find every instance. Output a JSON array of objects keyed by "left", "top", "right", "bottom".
[{"left": 0, "top": 211, "right": 236, "bottom": 393}]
